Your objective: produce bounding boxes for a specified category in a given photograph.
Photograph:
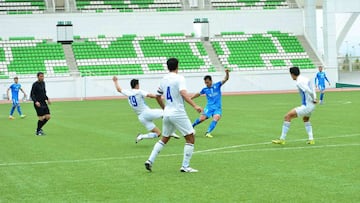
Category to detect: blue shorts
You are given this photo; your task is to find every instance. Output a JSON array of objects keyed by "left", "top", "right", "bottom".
[
  {"left": 318, "top": 84, "right": 325, "bottom": 92},
  {"left": 203, "top": 107, "right": 222, "bottom": 118},
  {"left": 12, "top": 99, "right": 19, "bottom": 106}
]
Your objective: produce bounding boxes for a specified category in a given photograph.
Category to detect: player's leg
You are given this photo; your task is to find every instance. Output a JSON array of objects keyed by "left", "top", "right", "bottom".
[
  {"left": 35, "top": 105, "right": 50, "bottom": 135},
  {"left": 303, "top": 115, "right": 315, "bottom": 144},
  {"left": 9, "top": 100, "right": 17, "bottom": 119},
  {"left": 205, "top": 109, "right": 222, "bottom": 137},
  {"left": 175, "top": 116, "right": 198, "bottom": 172},
  {"left": 319, "top": 86, "right": 325, "bottom": 104},
  {"left": 137, "top": 113, "right": 160, "bottom": 143},
  {"left": 16, "top": 103, "right": 25, "bottom": 118},
  {"left": 192, "top": 107, "right": 209, "bottom": 127},
  {"left": 145, "top": 117, "right": 174, "bottom": 172},
  {"left": 272, "top": 107, "right": 298, "bottom": 144}
]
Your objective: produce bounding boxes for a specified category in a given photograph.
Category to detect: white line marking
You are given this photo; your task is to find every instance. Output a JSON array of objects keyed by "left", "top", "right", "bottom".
[
  {"left": 196, "top": 143, "right": 360, "bottom": 155},
  {"left": 0, "top": 133, "right": 359, "bottom": 167}
]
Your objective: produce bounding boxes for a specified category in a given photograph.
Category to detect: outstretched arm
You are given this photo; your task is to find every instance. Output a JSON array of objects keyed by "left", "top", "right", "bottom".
[
  {"left": 146, "top": 93, "right": 157, "bottom": 98},
  {"left": 221, "top": 69, "right": 230, "bottom": 85},
  {"left": 180, "top": 90, "right": 202, "bottom": 113},
  {"left": 191, "top": 92, "right": 201, "bottom": 100},
  {"left": 112, "top": 76, "right": 122, "bottom": 93}
]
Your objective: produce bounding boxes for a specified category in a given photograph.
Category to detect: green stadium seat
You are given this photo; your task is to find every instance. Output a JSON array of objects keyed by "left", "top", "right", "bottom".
[
  {"left": 0, "top": 37, "right": 69, "bottom": 77},
  {"left": 211, "top": 0, "right": 288, "bottom": 10},
  {"left": 72, "top": 34, "right": 211, "bottom": 76},
  {"left": 211, "top": 31, "right": 315, "bottom": 70},
  {"left": 0, "top": 0, "right": 46, "bottom": 15}
]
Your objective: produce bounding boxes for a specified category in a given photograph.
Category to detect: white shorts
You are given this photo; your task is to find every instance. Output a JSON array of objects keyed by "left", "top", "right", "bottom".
[
  {"left": 162, "top": 115, "right": 195, "bottom": 137},
  {"left": 295, "top": 104, "right": 315, "bottom": 117},
  {"left": 138, "top": 109, "right": 163, "bottom": 131}
]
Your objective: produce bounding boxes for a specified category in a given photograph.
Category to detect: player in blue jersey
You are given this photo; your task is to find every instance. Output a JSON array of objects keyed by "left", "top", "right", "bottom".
[
  {"left": 272, "top": 67, "right": 317, "bottom": 145},
  {"left": 315, "top": 66, "right": 330, "bottom": 104},
  {"left": 6, "top": 77, "right": 27, "bottom": 119},
  {"left": 191, "top": 69, "right": 229, "bottom": 138}
]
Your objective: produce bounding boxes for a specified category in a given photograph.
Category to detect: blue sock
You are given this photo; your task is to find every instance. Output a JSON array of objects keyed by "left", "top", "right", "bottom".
[
  {"left": 17, "top": 106, "right": 23, "bottom": 115},
  {"left": 320, "top": 93, "right": 324, "bottom": 101},
  {"left": 192, "top": 118, "right": 201, "bottom": 127},
  {"left": 10, "top": 106, "right": 15, "bottom": 116},
  {"left": 207, "top": 120, "right": 218, "bottom": 133}
]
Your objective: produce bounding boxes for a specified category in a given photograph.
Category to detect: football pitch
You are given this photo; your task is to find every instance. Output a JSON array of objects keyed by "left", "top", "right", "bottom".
[{"left": 1, "top": 91, "right": 359, "bottom": 202}]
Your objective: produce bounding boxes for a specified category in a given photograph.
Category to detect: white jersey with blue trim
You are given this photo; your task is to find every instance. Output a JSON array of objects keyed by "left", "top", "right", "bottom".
[
  {"left": 121, "top": 89, "right": 150, "bottom": 115},
  {"left": 157, "top": 72, "right": 187, "bottom": 116},
  {"left": 296, "top": 75, "right": 316, "bottom": 106}
]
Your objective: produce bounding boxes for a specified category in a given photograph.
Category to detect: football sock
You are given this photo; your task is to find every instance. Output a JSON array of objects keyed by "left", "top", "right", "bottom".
[
  {"left": 192, "top": 118, "right": 201, "bottom": 127},
  {"left": 280, "top": 121, "right": 291, "bottom": 140},
  {"left": 148, "top": 140, "right": 165, "bottom": 164},
  {"left": 207, "top": 120, "right": 218, "bottom": 133},
  {"left": 141, "top": 132, "right": 158, "bottom": 139},
  {"left": 182, "top": 143, "right": 194, "bottom": 168},
  {"left": 304, "top": 122, "right": 313, "bottom": 140},
  {"left": 320, "top": 93, "right": 324, "bottom": 101},
  {"left": 37, "top": 119, "right": 49, "bottom": 131},
  {"left": 17, "top": 106, "right": 22, "bottom": 115},
  {"left": 10, "top": 106, "right": 15, "bottom": 116}
]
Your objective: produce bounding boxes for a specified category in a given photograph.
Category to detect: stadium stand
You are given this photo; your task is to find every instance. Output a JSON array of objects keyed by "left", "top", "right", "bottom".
[
  {"left": 72, "top": 33, "right": 211, "bottom": 76},
  {"left": 0, "top": 0, "right": 46, "bottom": 14},
  {"left": 0, "top": 37, "right": 69, "bottom": 78},
  {"left": 76, "top": 0, "right": 182, "bottom": 13},
  {"left": 211, "top": 0, "right": 289, "bottom": 10},
  {"left": 211, "top": 31, "right": 315, "bottom": 70}
]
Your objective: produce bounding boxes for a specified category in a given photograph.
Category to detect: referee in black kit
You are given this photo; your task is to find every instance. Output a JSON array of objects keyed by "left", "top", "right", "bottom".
[{"left": 30, "top": 72, "right": 51, "bottom": 136}]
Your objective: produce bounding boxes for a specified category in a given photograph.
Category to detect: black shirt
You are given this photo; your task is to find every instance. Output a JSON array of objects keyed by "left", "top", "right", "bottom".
[{"left": 30, "top": 81, "right": 48, "bottom": 104}]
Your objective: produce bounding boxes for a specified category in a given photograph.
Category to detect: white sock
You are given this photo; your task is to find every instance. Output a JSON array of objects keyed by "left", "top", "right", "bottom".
[
  {"left": 304, "top": 122, "right": 314, "bottom": 140},
  {"left": 182, "top": 143, "right": 194, "bottom": 168},
  {"left": 148, "top": 140, "right": 165, "bottom": 164},
  {"left": 140, "top": 132, "right": 158, "bottom": 139},
  {"left": 280, "top": 121, "right": 291, "bottom": 140}
]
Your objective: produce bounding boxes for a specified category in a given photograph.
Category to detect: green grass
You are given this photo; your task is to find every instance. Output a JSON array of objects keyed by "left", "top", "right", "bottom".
[{"left": 0, "top": 91, "right": 359, "bottom": 202}]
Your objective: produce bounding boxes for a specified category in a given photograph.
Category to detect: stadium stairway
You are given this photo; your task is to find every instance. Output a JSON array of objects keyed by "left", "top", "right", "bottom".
[
  {"left": 296, "top": 35, "right": 322, "bottom": 67},
  {"left": 203, "top": 40, "right": 223, "bottom": 70},
  {"left": 63, "top": 44, "right": 79, "bottom": 76}
]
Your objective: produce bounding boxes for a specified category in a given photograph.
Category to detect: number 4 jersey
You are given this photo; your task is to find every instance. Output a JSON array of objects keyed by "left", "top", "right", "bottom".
[
  {"left": 157, "top": 72, "right": 188, "bottom": 117},
  {"left": 121, "top": 89, "right": 150, "bottom": 115}
]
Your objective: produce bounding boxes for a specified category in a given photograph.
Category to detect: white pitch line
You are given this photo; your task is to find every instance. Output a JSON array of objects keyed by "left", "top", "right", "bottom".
[
  {"left": 0, "top": 133, "right": 359, "bottom": 167},
  {"left": 196, "top": 143, "right": 360, "bottom": 156}
]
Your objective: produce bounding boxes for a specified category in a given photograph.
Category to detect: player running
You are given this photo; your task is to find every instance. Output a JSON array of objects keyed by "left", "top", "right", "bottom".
[
  {"left": 191, "top": 69, "right": 229, "bottom": 138},
  {"left": 112, "top": 76, "right": 179, "bottom": 143},
  {"left": 315, "top": 65, "right": 330, "bottom": 104},
  {"left": 7, "top": 77, "right": 27, "bottom": 119},
  {"left": 144, "top": 58, "right": 202, "bottom": 173},
  {"left": 272, "top": 66, "right": 317, "bottom": 145}
]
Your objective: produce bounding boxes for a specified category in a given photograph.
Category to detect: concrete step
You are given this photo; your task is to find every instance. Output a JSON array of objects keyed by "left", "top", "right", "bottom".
[
  {"left": 62, "top": 44, "right": 80, "bottom": 77},
  {"left": 203, "top": 40, "right": 223, "bottom": 71}
]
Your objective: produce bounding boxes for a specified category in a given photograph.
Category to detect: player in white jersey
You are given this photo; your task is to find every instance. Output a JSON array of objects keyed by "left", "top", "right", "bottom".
[
  {"left": 112, "top": 76, "right": 179, "bottom": 143},
  {"left": 272, "top": 66, "right": 317, "bottom": 145},
  {"left": 145, "top": 58, "right": 202, "bottom": 173}
]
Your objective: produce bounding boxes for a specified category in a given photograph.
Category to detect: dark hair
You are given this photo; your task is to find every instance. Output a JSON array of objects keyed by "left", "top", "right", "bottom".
[
  {"left": 130, "top": 79, "right": 139, "bottom": 88},
  {"left": 204, "top": 75, "right": 212, "bottom": 81},
  {"left": 37, "top": 72, "right": 44, "bottom": 77},
  {"left": 14, "top": 76, "right": 18, "bottom": 79},
  {"left": 289, "top": 67, "right": 300, "bottom": 76},
  {"left": 167, "top": 58, "right": 179, "bottom": 71}
]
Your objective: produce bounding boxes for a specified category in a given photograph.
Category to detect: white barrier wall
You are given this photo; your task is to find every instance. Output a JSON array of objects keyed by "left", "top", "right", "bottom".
[
  {"left": 0, "top": 9, "right": 303, "bottom": 39},
  {"left": 0, "top": 68, "right": 338, "bottom": 100}
]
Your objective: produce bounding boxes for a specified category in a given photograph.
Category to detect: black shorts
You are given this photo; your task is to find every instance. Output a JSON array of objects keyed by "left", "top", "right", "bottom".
[{"left": 34, "top": 103, "right": 50, "bottom": 116}]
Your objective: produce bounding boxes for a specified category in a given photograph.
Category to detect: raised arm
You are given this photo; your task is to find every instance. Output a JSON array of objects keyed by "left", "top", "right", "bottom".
[
  {"left": 112, "top": 76, "right": 122, "bottom": 93},
  {"left": 221, "top": 68, "right": 230, "bottom": 85},
  {"left": 180, "top": 90, "right": 202, "bottom": 113},
  {"left": 146, "top": 93, "right": 157, "bottom": 99}
]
